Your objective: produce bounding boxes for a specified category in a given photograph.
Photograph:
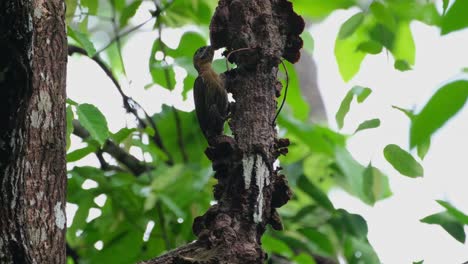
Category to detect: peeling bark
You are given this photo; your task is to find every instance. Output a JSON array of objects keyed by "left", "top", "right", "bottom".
[
  {"left": 0, "top": 0, "right": 67, "bottom": 263},
  {"left": 141, "top": 1, "right": 302, "bottom": 263}
]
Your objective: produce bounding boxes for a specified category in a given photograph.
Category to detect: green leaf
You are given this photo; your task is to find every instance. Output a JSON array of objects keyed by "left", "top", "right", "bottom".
[
  {"left": 370, "top": 2, "right": 396, "bottom": 30},
  {"left": 105, "top": 43, "right": 125, "bottom": 77},
  {"left": 303, "top": 154, "right": 334, "bottom": 188},
  {"left": 283, "top": 62, "right": 310, "bottom": 121},
  {"left": 66, "top": 98, "right": 79, "bottom": 106},
  {"left": 120, "top": 0, "right": 143, "bottom": 28},
  {"left": 443, "top": 0, "right": 449, "bottom": 15},
  {"left": 182, "top": 74, "right": 196, "bottom": 100},
  {"left": 442, "top": 0, "right": 468, "bottom": 35},
  {"left": 437, "top": 200, "right": 468, "bottom": 225},
  {"left": 338, "top": 12, "right": 365, "bottom": 39},
  {"left": 81, "top": 0, "right": 98, "bottom": 15},
  {"left": 335, "top": 21, "right": 369, "bottom": 81},
  {"left": 333, "top": 209, "right": 369, "bottom": 239},
  {"left": 67, "top": 26, "right": 97, "bottom": 56},
  {"left": 111, "top": 128, "right": 136, "bottom": 143},
  {"left": 279, "top": 114, "right": 346, "bottom": 156},
  {"left": 392, "top": 105, "right": 414, "bottom": 119},
  {"left": 159, "top": 194, "right": 186, "bottom": 219},
  {"left": 160, "top": 0, "right": 213, "bottom": 27},
  {"left": 364, "top": 164, "right": 390, "bottom": 206},
  {"left": 165, "top": 32, "right": 207, "bottom": 58},
  {"left": 67, "top": 145, "right": 97, "bottom": 162},
  {"left": 297, "top": 175, "right": 335, "bottom": 211},
  {"left": 343, "top": 237, "right": 381, "bottom": 264},
  {"left": 391, "top": 105, "right": 431, "bottom": 159},
  {"left": 151, "top": 106, "right": 209, "bottom": 164},
  {"left": 417, "top": 137, "right": 431, "bottom": 160},
  {"left": 90, "top": 230, "right": 143, "bottom": 264},
  {"left": 292, "top": 253, "right": 317, "bottom": 264},
  {"left": 302, "top": 31, "right": 315, "bottom": 54},
  {"left": 421, "top": 211, "right": 466, "bottom": 243},
  {"left": 261, "top": 235, "right": 294, "bottom": 258},
  {"left": 357, "top": 41, "right": 383, "bottom": 54},
  {"left": 354, "top": 118, "right": 380, "bottom": 134},
  {"left": 362, "top": 163, "right": 375, "bottom": 205},
  {"left": 410, "top": 80, "right": 468, "bottom": 148},
  {"left": 413, "top": 261, "right": 424, "bottom": 264},
  {"left": 393, "top": 21, "right": 415, "bottom": 66},
  {"left": 292, "top": 0, "right": 355, "bottom": 19},
  {"left": 66, "top": 106, "right": 74, "bottom": 150},
  {"left": 76, "top": 104, "right": 109, "bottom": 146},
  {"left": 65, "top": 0, "right": 78, "bottom": 24},
  {"left": 336, "top": 86, "right": 372, "bottom": 129},
  {"left": 383, "top": 144, "right": 423, "bottom": 178},
  {"left": 299, "top": 228, "right": 335, "bottom": 255},
  {"left": 334, "top": 148, "right": 392, "bottom": 204},
  {"left": 369, "top": 23, "right": 395, "bottom": 51},
  {"left": 394, "top": 59, "right": 412, "bottom": 71},
  {"left": 385, "top": 1, "right": 441, "bottom": 26},
  {"left": 69, "top": 198, "right": 93, "bottom": 234},
  {"left": 150, "top": 62, "right": 176, "bottom": 90}
]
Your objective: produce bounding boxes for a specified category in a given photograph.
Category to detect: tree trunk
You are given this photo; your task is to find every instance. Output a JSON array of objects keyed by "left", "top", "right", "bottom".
[
  {"left": 141, "top": 1, "right": 303, "bottom": 263},
  {"left": 0, "top": 0, "right": 67, "bottom": 263}
]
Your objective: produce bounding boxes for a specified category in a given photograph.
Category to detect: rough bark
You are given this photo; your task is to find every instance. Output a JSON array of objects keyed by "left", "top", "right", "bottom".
[
  {"left": 141, "top": 1, "right": 303, "bottom": 263},
  {"left": 0, "top": 0, "right": 67, "bottom": 263}
]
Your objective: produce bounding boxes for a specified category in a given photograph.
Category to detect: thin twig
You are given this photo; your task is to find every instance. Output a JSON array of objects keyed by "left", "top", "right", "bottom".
[
  {"left": 67, "top": 12, "right": 114, "bottom": 21},
  {"left": 96, "top": 150, "right": 125, "bottom": 172},
  {"left": 272, "top": 60, "right": 289, "bottom": 126},
  {"left": 157, "top": 24, "right": 189, "bottom": 163},
  {"left": 93, "top": 0, "right": 176, "bottom": 56},
  {"left": 68, "top": 45, "right": 174, "bottom": 165},
  {"left": 94, "top": 17, "right": 155, "bottom": 56}
]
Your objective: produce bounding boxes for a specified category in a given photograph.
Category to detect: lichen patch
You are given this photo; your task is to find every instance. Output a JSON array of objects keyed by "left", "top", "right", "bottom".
[
  {"left": 54, "top": 202, "right": 66, "bottom": 230},
  {"left": 253, "top": 155, "right": 269, "bottom": 223},
  {"left": 242, "top": 155, "right": 255, "bottom": 189}
]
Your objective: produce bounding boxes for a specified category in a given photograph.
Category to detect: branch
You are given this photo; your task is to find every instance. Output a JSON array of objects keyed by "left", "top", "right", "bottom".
[
  {"left": 66, "top": 243, "right": 80, "bottom": 263},
  {"left": 93, "top": 0, "right": 175, "bottom": 56},
  {"left": 141, "top": 0, "right": 304, "bottom": 263},
  {"left": 68, "top": 45, "right": 174, "bottom": 165},
  {"left": 94, "top": 17, "right": 155, "bottom": 56},
  {"left": 96, "top": 150, "right": 125, "bottom": 172},
  {"left": 139, "top": 241, "right": 212, "bottom": 264},
  {"left": 72, "top": 120, "right": 152, "bottom": 176}
]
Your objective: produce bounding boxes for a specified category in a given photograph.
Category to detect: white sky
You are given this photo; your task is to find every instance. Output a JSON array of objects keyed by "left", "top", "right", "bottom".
[{"left": 67, "top": 4, "right": 468, "bottom": 264}]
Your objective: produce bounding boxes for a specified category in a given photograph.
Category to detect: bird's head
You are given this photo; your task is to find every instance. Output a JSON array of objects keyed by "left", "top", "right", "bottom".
[{"left": 193, "top": 46, "right": 214, "bottom": 72}]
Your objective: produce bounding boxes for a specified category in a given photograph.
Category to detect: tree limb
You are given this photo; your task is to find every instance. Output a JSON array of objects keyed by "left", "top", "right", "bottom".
[
  {"left": 140, "top": 0, "right": 303, "bottom": 263},
  {"left": 68, "top": 44, "right": 174, "bottom": 165},
  {"left": 72, "top": 120, "right": 152, "bottom": 176}
]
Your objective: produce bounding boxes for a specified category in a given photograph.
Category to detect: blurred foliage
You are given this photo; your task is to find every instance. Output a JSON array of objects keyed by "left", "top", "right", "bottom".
[{"left": 64, "top": 0, "right": 468, "bottom": 263}]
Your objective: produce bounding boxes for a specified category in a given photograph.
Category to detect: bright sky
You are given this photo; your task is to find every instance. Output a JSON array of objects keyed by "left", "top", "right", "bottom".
[{"left": 67, "top": 4, "right": 468, "bottom": 264}]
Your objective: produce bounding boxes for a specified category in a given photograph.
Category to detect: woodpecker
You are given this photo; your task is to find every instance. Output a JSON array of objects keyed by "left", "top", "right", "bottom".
[{"left": 193, "top": 46, "right": 229, "bottom": 143}]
